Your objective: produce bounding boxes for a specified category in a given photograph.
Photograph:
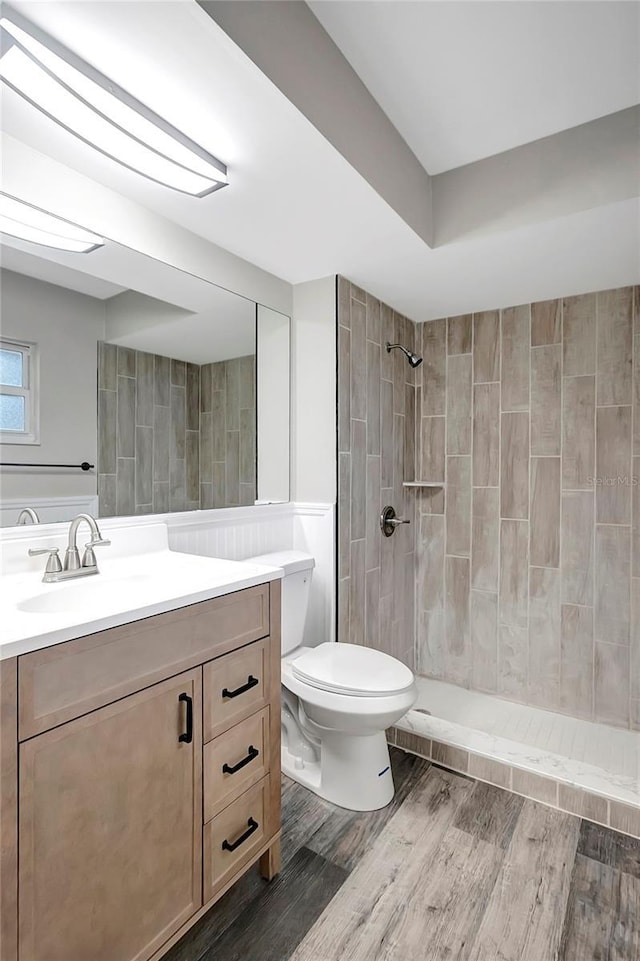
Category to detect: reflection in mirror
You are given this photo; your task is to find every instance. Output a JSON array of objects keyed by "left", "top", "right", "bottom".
[{"left": 0, "top": 235, "right": 290, "bottom": 526}]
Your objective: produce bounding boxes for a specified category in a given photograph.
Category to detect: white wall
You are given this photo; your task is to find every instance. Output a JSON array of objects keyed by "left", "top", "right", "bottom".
[
  {"left": 257, "top": 304, "right": 290, "bottom": 503},
  {"left": 291, "top": 277, "right": 337, "bottom": 504},
  {"left": 0, "top": 270, "right": 104, "bottom": 501}
]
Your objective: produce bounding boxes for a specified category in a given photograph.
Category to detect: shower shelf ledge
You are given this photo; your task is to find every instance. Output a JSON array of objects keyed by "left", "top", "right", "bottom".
[{"left": 403, "top": 481, "right": 445, "bottom": 488}]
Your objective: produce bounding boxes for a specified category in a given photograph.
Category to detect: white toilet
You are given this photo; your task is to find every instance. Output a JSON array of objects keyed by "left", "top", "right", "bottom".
[{"left": 246, "top": 550, "right": 417, "bottom": 811}]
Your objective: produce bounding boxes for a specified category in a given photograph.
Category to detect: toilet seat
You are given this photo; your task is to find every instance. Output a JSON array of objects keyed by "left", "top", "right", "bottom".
[{"left": 291, "top": 642, "right": 414, "bottom": 697}]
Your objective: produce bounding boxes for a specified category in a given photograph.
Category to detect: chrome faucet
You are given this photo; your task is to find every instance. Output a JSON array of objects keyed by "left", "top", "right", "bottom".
[
  {"left": 29, "top": 513, "right": 111, "bottom": 583},
  {"left": 17, "top": 507, "right": 40, "bottom": 525}
]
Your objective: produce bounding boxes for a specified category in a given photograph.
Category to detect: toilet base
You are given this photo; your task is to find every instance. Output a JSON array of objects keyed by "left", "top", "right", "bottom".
[{"left": 282, "top": 730, "right": 395, "bottom": 811}]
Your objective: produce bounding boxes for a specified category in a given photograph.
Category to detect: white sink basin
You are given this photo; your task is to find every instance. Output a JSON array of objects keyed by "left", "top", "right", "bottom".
[{"left": 17, "top": 574, "right": 156, "bottom": 614}]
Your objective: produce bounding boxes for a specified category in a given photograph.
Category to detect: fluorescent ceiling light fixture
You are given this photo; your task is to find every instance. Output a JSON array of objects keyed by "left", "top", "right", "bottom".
[
  {"left": 0, "top": 11, "right": 228, "bottom": 197},
  {"left": 0, "top": 194, "right": 104, "bottom": 253}
]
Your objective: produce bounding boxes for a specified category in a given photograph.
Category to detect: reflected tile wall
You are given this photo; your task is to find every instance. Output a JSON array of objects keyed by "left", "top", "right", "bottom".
[
  {"left": 336, "top": 277, "right": 415, "bottom": 669},
  {"left": 98, "top": 344, "right": 255, "bottom": 515},
  {"left": 414, "top": 285, "right": 639, "bottom": 731}
]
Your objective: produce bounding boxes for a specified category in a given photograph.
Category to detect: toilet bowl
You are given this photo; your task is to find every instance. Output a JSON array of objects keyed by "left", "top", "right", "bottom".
[{"left": 246, "top": 550, "right": 417, "bottom": 811}]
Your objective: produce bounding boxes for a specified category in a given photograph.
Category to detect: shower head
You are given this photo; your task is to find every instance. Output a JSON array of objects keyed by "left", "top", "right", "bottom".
[{"left": 385, "top": 342, "right": 423, "bottom": 369}]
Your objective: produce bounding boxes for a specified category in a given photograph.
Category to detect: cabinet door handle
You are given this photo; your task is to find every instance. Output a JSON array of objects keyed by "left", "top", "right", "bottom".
[
  {"left": 178, "top": 693, "right": 193, "bottom": 743},
  {"left": 222, "top": 675, "right": 259, "bottom": 699},
  {"left": 222, "top": 745, "right": 259, "bottom": 775},
  {"left": 221, "top": 817, "right": 259, "bottom": 853}
]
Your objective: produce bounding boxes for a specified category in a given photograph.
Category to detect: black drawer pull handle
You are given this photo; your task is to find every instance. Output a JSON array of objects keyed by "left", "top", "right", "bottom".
[
  {"left": 222, "top": 745, "right": 259, "bottom": 775},
  {"left": 222, "top": 675, "right": 259, "bottom": 699},
  {"left": 178, "top": 693, "right": 193, "bottom": 743},
  {"left": 222, "top": 817, "right": 259, "bottom": 853}
]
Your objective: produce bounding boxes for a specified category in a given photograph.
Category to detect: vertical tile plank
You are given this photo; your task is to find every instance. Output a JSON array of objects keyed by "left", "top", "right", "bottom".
[
  {"left": 530, "top": 457, "right": 560, "bottom": 568},
  {"left": 595, "top": 524, "right": 631, "bottom": 646},
  {"left": 473, "top": 310, "right": 500, "bottom": 383},
  {"left": 446, "top": 354, "right": 472, "bottom": 454},
  {"left": 531, "top": 344, "right": 561, "bottom": 456},
  {"left": 596, "top": 406, "right": 632, "bottom": 524},
  {"left": 563, "top": 293, "right": 596, "bottom": 376},
  {"left": 472, "top": 487, "right": 499, "bottom": 592},
  {"left": 562, "top": 376, "right": 595, "bottom": 490},
  {"left": 501, "top": 411, "right": 529, "bottom": 519},
  {"left": 473, "top": 383, "right": 500, "bottom": 487},
  {"left": 501, "top": 304, "right": 529, "bottom": 411},
  {"left": 597, "top": 286, "right": 633, "bottom": 406}
]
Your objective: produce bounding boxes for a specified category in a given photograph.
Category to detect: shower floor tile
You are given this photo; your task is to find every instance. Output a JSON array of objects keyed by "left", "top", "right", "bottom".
[{"left": 399, "top": 677, "right": 640, "bottom": 808}]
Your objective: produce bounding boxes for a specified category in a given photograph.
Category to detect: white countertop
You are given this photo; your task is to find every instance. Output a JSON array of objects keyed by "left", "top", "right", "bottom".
[{"left": 0, "top": 523, "right": 282, "bottom": 660}]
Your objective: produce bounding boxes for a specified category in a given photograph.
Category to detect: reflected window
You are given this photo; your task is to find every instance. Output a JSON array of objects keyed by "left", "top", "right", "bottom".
[{"left": 0, "top": 339, "right": 39, "bottom": 444}]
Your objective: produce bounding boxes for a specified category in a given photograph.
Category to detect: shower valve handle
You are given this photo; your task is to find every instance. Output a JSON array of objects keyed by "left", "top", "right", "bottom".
[{"left": 380, "top": 505, "right": 410, "bottom": 537}]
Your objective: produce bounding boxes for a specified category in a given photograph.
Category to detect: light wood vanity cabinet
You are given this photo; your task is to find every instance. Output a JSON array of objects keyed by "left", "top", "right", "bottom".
[{"left": 0, "top": 580, "right": 281, "bottom": 961}]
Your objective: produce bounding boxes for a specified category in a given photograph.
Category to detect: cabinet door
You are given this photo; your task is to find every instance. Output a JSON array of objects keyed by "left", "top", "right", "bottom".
[{"left": 19, "top": 669, "right": 202, "bottom": 961}]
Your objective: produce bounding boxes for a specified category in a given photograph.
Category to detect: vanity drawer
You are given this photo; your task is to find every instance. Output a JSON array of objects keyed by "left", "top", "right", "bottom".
[
  {"left": 18, "top": 585, "right": 270, "bottom": 740},
  {"left": 203, "top": 776, "right": 270, "bottom": 901},
  {"left": 204, "top": 708, "right": 270, "bottom": 822},
  {"left": 203, "top": 639, "right": 270, "bottom": 741}
]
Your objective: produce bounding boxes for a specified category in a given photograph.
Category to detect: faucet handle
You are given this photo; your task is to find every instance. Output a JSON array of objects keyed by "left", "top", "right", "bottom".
[
  {"left": 28, "top": 547, "right": 63, "bottom": 574},
  {"left": 81, "top": 537, "right": 111, "bottom": 569}
]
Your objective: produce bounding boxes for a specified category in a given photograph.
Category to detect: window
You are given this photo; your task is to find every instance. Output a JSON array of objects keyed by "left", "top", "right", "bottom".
[{"left": 0, "top": 339, "right": 39, "bottom": 444}]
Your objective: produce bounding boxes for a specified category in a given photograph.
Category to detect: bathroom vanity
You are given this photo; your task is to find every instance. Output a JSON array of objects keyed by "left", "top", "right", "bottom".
[{"left": 0, "top": 533, "right": 282, "bottom": 961}]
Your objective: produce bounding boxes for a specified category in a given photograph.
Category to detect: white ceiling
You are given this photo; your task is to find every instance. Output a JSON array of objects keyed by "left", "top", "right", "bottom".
[
  {"left": 310, "top": 1, "right": 640, "bottom": 174},
  {"left": 1, "top": 0, "right": 638, "bottom": 322}
]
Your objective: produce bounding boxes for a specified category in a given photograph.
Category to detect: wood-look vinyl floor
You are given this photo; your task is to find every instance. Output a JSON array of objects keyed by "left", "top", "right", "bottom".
[{"left": 166, "top": 748, "right": 640, "bottom": 961}]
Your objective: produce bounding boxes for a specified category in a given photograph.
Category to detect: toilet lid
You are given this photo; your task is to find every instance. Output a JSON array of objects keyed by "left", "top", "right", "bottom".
[{"left": 291, "top": 643, "right": 414, "bottom": 697}]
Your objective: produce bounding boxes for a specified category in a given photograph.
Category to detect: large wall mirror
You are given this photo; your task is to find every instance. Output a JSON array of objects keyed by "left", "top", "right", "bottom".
[{"left": 0, "top": 234, "right": 290, "bottom": 525}]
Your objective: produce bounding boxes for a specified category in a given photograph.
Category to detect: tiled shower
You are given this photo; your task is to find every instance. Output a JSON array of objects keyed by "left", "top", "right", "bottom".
[{"left": 337, "top": 278, "right": 639, "bottom": 734}]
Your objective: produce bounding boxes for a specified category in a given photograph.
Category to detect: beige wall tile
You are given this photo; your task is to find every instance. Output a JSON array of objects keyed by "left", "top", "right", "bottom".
[
  {"left": 563, "top": 293, "right": 596, "bottom": 376},
  {"left": 338, "top": 326, "right": 351, "bottom": 453},
  {"left": 395, "top": 729, "right": 432, "bottom": 758},
  {"left": 560, "top": 604, "right": 594, "bottom": 718},
  {"left": 596, "top": 406, "right": 632, "bottom": 524},
  {"left": 558, "top": 784, "right": 608, "bottom": 824},
  {"left": 609, "top": 801, "right": 640, "bottom": 838},
  {"left": 529, "top": 568, "right": 561, "bottom": 710},
  {"left": 632, "top": 580, "right": 640, "bottom": 701},
  {"left": 417, "top": 609, "right": 445, "bottom": 677},
  {"left": 350, "top": 419, "right": 366, "bottom": 541},
  {"left": 365, "top": 568, "right": 381, "bottom": 650},
  {"left": 531, "top": 345, "right": 561, "bottom": 456},
  {"left": 445, "top": 555, "right": 471, "bottom": 684},
  {"left": 473, "top": 384, "right": 500, "bottom": 486},
  {"left": 338, "top": 453, "right": 351, "bottom": 580},
  {"left": 447, "top": 314, "right": 472, "bottom": 354},
  {"left": 404, "top": 383, "right": 415, "bottom": 481},
  {"left": 597, "top": 286, "right": 633, "bottom": 406},
  {"left": 350, "top": 282, "right": 367, "bottom": 305},
  {"left": 472, "top": 487, "right": 500, "bottom": 592},
  {"left": 561, "top": 492, "right": 594, "bottom": 607},
  {"left": 473, "top": 310, "right": 500, "bottom": 383},
  {"left": 471, "top": 590, "right": 498, "bottom": 692},
  {"left": 530, "top": 458, "right": 560, "bottom": 568},
  {"left": 337, "top": 276, "right": 350, "bottom": 327},
  {"left": 446, "top": 456, "right": 471, "bottom": 557},
  {"left": 595, "top": 642, "right": 630, "bottom": 726},
  {"left": 562, "top": 375, "right": 595, "bottom": 490},
  {"left": 417, "top": 514, "right": 445, "bottom": 611},
  {"left": 366, "top": 292, "right": 381, "bottom": 344},
  {"left": 634, "top": 287, "right": 640, "bottom": 455},
  {"left": 380, "top": 303, "right": 394, "bottom": 381},
  {"left": 468, "top": 754, "right": 511, "bottom": 789},
  {"left": 349, "top": 539, "right": 365, "bottom": 646},
  {"left": 531, "top": 299, "right": 562, "bottom": 346},
  {"left": 350, "top": 298, "right": 367, "bottom": 420},
  {"left": 501, "top": 305, "right": 530, "bottom": 411},
  {"left": 447, "top": 354, "right": 472, "bottom": 454},
  {"left": 498, "top": 624, "right": 528, "bottom": 699},
  {"left": 595, "top": 525, "right": 631, "bottom": 646},
  {"left": 431, "top": 741, "right": 469, "bottom": 772},
  {"left": 366, "top": 340, "right": 381, "bottom": 455},
  {"left": 512, "top": 769, "right": 558, "bottom": 805},
  {"left": 365, "top": 455, "right": 381, "bottom": 573},
  {"left": 421, "top": 319, "right": 446, "bottom": 416},
  {"left": 501, "top": 412, "right": 529, "bottom": 519},
  {"left": 633, "top": 457, "right": 640, "bottom": 578},
  {"left": 381, "top": 379, "right": 394, "bottom": 488},
  {"left": 500, "top": 520, "right": 529, "bottom": 629},
  {"left": 421, "top": 415, "right": 446, "bottom": 482}
]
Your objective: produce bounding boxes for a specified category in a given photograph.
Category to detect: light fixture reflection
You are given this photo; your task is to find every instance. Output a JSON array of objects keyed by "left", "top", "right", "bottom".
[
  {"left": 0, "top": 12, "right": 229, "bottom": 197},
  {"left": 0, "top": 195, "right": 104, "bottom": 253}
]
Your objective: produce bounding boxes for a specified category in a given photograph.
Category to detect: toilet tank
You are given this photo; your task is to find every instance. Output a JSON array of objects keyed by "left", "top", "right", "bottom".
[{"left": 245, "top": 550, "right": 315, "bottom": 655}]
